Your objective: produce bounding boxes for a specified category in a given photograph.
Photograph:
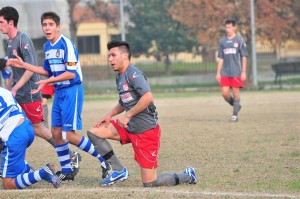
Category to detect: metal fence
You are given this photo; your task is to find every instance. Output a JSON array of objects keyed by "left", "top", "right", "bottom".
[{"left": 80, "top": 45, "right": 300, "bottom": 92}]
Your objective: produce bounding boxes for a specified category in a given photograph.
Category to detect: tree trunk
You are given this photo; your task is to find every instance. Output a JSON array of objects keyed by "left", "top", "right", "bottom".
[{"left": 164, "top": 54, "right": 172, "bottom": 75}]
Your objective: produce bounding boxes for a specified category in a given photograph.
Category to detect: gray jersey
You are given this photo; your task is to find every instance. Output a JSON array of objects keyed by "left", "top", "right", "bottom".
[
  {"left": 116, "top": 64, "right": 158, "bottom": 134},
  {"left": 217, "top": 35, "right": 248, "bottom": 77},
  {"left": 7, "top": 31, "right": 41, "bottom": 103}
]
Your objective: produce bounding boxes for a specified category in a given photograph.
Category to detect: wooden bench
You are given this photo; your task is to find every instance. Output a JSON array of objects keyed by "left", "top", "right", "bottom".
[{"left": 271, "top": 61, "right": 300, "bottom": 84}]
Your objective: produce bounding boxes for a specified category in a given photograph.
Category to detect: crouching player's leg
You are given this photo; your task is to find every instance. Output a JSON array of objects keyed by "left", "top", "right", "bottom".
[{"left": 1, "top": 119, "right": 60, "bottom": 189}]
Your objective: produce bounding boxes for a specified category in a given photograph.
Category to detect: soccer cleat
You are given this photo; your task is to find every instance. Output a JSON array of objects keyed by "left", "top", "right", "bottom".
[
  {"left": 230, "top": 115, "right": 238, "bottom": 122},
  {"left": 184, "top": 166, "right": 197, "bottom": 184},
  {"left": 56, "top": 171, "right": 75, "bottom": 181},
  {"left": 101, "top": 161, "right": 112, "bottom": 179},
  {"left": 43, "top": 163, "right": 61, "bottom": 188},
  {"left": 99, "top": 167, "right": 128, "bottom": 186},
  {"left": 70, "top": 151, "right": 82, "bottom": 176}
]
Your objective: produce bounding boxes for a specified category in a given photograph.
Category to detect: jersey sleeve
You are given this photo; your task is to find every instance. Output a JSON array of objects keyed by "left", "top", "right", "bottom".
[
  {"left": 217, "top": 39, "right": 224, "bottom": 59},
  {"left": 62, "top": 37, "right": 79, "bottom": 72},
  {"left": 43, "top": 45, "right": 53, "bottom": 77},
  {"left": 239, "top": 36, "right": 248, "bottom": 57},
  {"left": 127, "top": 69, "right": 151, "bottom": 96},
  {"left": 19, "top": 34, "right": 36, "bottom": 65}
]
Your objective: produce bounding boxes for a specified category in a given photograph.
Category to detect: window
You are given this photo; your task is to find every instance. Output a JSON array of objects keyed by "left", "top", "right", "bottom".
[{"left": 77, "top": 36, "right": 100, "bottom": 54}]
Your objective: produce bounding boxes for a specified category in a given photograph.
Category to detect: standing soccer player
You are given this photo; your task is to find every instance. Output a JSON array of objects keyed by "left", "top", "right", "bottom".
[
  {"left": 0, "top": 87, "right": 60, "bottom": 190},
  {"left": 0, "top": 6, "right": 81, "bottom": 175},
  {"left": 216, "top": 18, "right": 248, "bottom": 122},
  {"left": 87, "top": 40, "right": 197, "bottom": 187},
  {"left": 8, "top": 11, "right": 111, "bottom": 182}
]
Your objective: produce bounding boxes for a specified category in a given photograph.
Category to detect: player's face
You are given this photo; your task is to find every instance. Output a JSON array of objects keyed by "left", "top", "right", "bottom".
[
  {"left": 42, "top": 18, "right": 61, "bottom": 44},
  {"left": 225, "top": 23, "right": 236, "bottom": 37},
  {"left": 108, "top": 47, "right": 127, "bottom": 73},
  {"left": 0, "top": 16, "right": 10, "bottom": 34}
]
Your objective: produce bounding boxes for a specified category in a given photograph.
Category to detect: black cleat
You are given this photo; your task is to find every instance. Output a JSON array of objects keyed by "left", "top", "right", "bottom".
[
  {"left": 102, "top": 161, "right": 112, "bottom": 179},
  {"left": 70, "top": 151, "right": 82, "bottom": 176},
  {"left": 56, "top": 171, "right": 75, "bottom": 181}
]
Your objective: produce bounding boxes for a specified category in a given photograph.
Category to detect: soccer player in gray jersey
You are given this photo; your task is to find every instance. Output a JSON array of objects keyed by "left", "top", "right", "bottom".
[
  {"left": 87, "top": 40, "right": 197, "bottom": 187},
  {"left": 216, "top": 18, "right": 248, "bottom": 122},
  {"left": 0, "top": 7, "right": 81, "bottom": 175}
]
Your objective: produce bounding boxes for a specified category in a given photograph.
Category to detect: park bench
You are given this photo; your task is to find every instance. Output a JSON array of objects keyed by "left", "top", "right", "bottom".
[{"left": 271, "top": 61, "right": 300, "bottom": 84}]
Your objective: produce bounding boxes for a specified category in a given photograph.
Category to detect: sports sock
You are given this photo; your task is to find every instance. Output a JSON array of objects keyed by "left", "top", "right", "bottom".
[
  {"left": 24, "top": 161, "right": 35, "bottom": 173},
  {"left": 42, "top": 104, "right": 48, "bottom": 128},
  {"left": 87, "top": 131, "right": 124, "bottom": 171},
  {"left": 77, "top": 136, "right": 106, "bottom": 168},
  {"left": 225, "top": 95, "right": 234, "bottom": 106},
  {"left": 233, "top": 99, "right": 240, "bottom": 115},
  {"left": 55, "top": 142, "right": 72, "bottom": 174},
  {"left": 47, "top": 137, "right": 56, "bottom": 148},
  {"left": 144, "top": 172, "right": 191, "bottom": 187},
  {"left": 14, "top": 170, "right": 43, "bottom": 189}
]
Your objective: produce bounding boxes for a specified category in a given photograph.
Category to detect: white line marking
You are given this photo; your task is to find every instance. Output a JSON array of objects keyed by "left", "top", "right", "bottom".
[{"left": 1, "top": 187, "right": 298, "bottom": 198}]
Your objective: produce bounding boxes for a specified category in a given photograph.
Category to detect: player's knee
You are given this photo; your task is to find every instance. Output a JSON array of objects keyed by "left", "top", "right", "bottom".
[{"left": 143, "top": 180, "right": 158, "bottom": 187}]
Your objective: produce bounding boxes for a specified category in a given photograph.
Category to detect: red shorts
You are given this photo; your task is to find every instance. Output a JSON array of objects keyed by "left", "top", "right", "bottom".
[
  {"left": 111, "top": 120, "right": 161, "bottom": 169},
  {"left": 220, "top": 76, "right": 244, "bottom": 88},
  {"left": 19, "top": 101, "right": 44, "bottom": 124},
  {"left": 42, "top": 84, "right": 55, "bottom": 99}
]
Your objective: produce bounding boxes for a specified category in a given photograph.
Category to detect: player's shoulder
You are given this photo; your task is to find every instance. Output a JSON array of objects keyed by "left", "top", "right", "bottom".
[{"left": 125, "top": 64, "right": 145, "bottom": 81}]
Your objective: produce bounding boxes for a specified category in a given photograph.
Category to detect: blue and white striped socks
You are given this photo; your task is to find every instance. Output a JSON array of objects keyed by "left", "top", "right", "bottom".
[
  {"left": 77, "top": 136, "right": 106, "bottom": 167},
  {"left": 55, "top": 142, "right": 72, "bottom": 174}
]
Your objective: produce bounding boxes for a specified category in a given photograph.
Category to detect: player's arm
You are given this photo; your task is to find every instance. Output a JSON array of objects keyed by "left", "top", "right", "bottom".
[
  {"left": 241, "top": 56, "right": 247, "bottom": 81},
  {"left": 93, "top": 103, "right": 125, "bottom": 128},
  {"left": 45, "top": 71, "right": 75, "bottom": 84},
  {"left": 7, "top": 54, "right": 49, "bottom": 76},
  {"left": 216, "top": 58, "right": 223, "bottom": 83},
  {"left": 216, "top": 41, "right": 224, "bottom": 83},
  {"left": 11, "top": 70, "right": 34, "bottom": 96},
  {"left": 125, "top": 92, "right": 153, "bottom": 119},
  {"left": 118, "top": 92, "right": 153, "bottom": 128}
]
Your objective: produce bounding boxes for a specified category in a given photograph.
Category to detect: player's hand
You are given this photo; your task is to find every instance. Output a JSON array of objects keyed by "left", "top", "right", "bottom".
[
  {"left": 7, "top": 54, "right": 25, "bottom": 68},
  {"left": 10, "top": 86, "right": 18, "bottom": 97},
  {"left": 241, "top": 71, "right": 247, "bottom": 81},
  {"left": 30, "top": 81, "right": 46, "bottom": 94},
  {"left": 94, "top": 115, "right": 111, "bottom": 128},
  {"left": 216, "top": 73, "right": 221, "bottom": 83},
  {"left": 118, "top": 114, "right": 130, "bottom": 128}
]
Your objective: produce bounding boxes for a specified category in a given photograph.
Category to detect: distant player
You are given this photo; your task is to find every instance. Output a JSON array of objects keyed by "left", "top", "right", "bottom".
[
  {"left": 87, "top": 40, "right": 197, "bottom": 187},
  {"left": 216, "top": 18, "right": 248, "bottom": 122},
  {"left": 8, "top": 11, "right": 111, "bottom": 182},
  {"left": 0, "top": 87, "right": 60, "bottom": 189}
]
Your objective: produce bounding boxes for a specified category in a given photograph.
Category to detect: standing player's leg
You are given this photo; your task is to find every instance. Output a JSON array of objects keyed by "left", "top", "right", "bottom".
[
  {"left": 21, "top": 101, "right": 82, "bottom": 174},
  {"left": 53, "top": 84, "right": 110, "bottom": 181},
  {"left": 232, "top": 86, "right": 241, "bottom": 120}
]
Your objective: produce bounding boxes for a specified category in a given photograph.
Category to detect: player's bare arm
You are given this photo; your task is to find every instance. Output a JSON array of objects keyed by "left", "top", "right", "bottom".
[
  {"left": 11, "top": 70, "right": 34, "bottom": 96},
  {"left": 94, "top": 103, "right": 125, "bottom": 128},
  {"left": 241, "top": 56, "right": 247, "bottom": 81},
  {"left": 8, "top": 54, "right": 49, "bottom": 76},
  {"left": 216, "top": 58, "right": 223, "bottom": 83},
  {"left": 118, "top": 92, "right": 154, "bottom": 128}
]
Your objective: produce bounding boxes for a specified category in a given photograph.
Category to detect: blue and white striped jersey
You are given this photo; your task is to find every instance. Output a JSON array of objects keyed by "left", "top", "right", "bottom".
[
  {"left": 43, "top": 35, "right": 83, "bottom": 90},
  {"left": 0, "top": 87, "right": 25, "bottom": 142}
]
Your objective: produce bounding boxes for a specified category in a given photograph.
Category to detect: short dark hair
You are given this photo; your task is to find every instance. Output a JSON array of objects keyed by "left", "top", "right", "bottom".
[
  {"left": 41, "top": 11, "right": 60, "bottom": 25},
  {"left": 0, "top": 6, "right": 19, "bottom": 27},
  {"left": 107, "top": 40, "right": 131, "bottom": 60},
  {"left": 224, "top": 18, "right": 236, "bottom": 26}
]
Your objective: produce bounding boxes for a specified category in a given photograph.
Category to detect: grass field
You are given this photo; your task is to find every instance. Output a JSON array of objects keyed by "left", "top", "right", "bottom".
[{"left": 1, "top": 90, "right": 299, "bottom": 199}]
